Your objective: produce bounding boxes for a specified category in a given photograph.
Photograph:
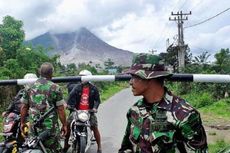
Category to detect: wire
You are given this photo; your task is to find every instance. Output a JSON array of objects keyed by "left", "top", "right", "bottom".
[
  {"left": 178, "top": 0, "right": 188, "bottom": 10},
  {"left": 190, "top": 0, "right": 204, "bottom": 12},
  {"left": 184, "top": 8, "right": 230, "bottom": 29},
  {"left": 152, "top": 0, "right": 184, "bottom": 48}
]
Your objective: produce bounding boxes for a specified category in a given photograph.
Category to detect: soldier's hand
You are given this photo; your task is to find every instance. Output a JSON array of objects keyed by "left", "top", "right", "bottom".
[
  {"left": 20, "top": 123, "right": 29, "bottom": 136},
  {"left": 61, "top": 125, "right": 67, "bottom": 137}
]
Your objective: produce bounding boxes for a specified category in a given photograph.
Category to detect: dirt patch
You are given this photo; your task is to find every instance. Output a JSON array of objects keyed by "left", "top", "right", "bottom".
[
  {"left": 205, "top": 126, "right": 230, "bottom": 144},
  {"left": 201, "top": 113, "right": 230, "bottom": 144}
]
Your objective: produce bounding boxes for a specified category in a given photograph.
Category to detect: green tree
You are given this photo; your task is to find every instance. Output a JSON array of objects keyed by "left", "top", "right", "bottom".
[
  {"left": 159, "top": 44, "right": 192, "bottom": 72},
  {"left": 214, "top": 48, "right": 230, "bottom": 74},
  {"left": 16, "top": 46, "right": 53, "bottom": 75},
  {"left": 193, "top": 51, "right": 211, "bottom": 65},
  {"left": 0, "top": 16, "right": 24, "bottom": 59},
  {"left": 4, "top": 59, "right": 23, "bottom": 78},
  {"left": 212, "top": 48, "right": 230, "bottom": 99},
  {"left": 78, "top": 63, "right": 97, "bottom": 75},
  {"left": 104, "top": 58, "right": 114, "bottom": 69}
]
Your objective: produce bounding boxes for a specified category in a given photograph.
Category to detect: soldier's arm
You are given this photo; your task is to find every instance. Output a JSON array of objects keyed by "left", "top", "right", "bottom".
[
  {"left": 20, "top": 90, "right": 29, "bottom": 125},
  {"left": 57, "top": 104, "right": 67, "bottom": 135},
  {"left": 179, "top": 110, "right": 208, "bottom": 152},
  {"left": 119, "top": 111, "right": 133, "bottom": 152},
  {"left": 54, "top": 85, "right": 67, "bottom": 135},
  {"left": 20, "top": 103, "right": 29, "bottom": 125}
]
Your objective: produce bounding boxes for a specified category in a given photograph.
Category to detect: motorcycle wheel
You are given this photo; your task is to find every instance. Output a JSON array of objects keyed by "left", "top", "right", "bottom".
[
  {"left": 0, "top": 146, "right": 3, "bottom": 153},
  {"left": 0, "top": 148, "right": 10, "bottom": 153},
  {"left": 0, "top": 146, "right": 18, "bottom": 153},
  {"left": 72, "top": 137, "right": 87, "bottom": 153}
]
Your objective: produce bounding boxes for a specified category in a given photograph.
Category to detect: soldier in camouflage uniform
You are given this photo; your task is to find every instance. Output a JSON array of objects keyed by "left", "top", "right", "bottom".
[
  {"left": 118, "top": 53, "right": 208, "bottom": 153},
  {"left": 20, "top": 62, "right": 67, "bottom": 153}
]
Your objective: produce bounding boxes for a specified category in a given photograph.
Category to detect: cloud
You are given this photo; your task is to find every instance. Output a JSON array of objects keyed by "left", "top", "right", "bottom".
[{"left": 0, "top": 0, "right": 229, "bottom": 56}]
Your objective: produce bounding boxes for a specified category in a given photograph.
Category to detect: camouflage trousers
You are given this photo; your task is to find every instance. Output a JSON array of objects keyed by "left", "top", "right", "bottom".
[
  {"left": 30, "top": 129, "right": 62, "bottom": 153},
  {"left": 43, "top": 135, "right": 62, "bottom": 153}
]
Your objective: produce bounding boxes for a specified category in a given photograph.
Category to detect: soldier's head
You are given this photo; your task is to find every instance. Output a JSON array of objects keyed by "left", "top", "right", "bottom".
[
  {"left": 23, "top": 73, "right": 38, "bottom": 90},
  {"left": 39, "top": 62, "right": 54, "bottom": 79},
  {"left": 125, "top": 53, "right": 172, "bottom": 96}
]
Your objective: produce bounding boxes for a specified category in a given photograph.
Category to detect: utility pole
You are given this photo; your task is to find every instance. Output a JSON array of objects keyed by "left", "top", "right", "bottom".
[{"left": 169, "top": 11, "right": 191, "bottom": 70}]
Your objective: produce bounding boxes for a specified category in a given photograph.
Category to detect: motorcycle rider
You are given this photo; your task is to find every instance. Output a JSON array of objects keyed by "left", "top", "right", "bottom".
[
  {"left": 63, "top": 69, "right": 102, "bottom": 153},
  {"left": 2, "top": 73, "right": 38, "bottom": 117},
  {"left": 0, "top": 73, "right": 37, "bottom": 152}
]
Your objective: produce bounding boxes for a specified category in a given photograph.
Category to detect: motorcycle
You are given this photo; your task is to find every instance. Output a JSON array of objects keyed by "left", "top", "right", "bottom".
[
  {"left": 69, "top": 108, "right": 94, "bottom": 153},
  {"left": 22, "top": 107, "right": 55, "bottom": 153},
  {"left": 0, "top": 112, "right": 26, "bottom": 153}
]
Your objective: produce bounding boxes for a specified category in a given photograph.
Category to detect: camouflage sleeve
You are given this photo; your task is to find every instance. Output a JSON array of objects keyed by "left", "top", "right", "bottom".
[
  {"left": 179, "top": 110, "right": 208, "bottom": 152},
  {"left": 119, "top": 109, "right": 133, "bottom": 152},
  {"left": 52, "top": 84, "right": 65, "bottom": 107}
]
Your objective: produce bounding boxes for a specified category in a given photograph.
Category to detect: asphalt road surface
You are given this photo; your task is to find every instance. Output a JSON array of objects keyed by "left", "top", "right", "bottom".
[{"left": 86, "top": 88, "right": 140, "bottom": 153}]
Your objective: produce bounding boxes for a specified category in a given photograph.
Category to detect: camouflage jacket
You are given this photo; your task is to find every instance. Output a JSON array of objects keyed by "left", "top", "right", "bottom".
[
  {"left": 119, "top": 88, "right": 208, "bottom": 153},
  {"left": 21, "top": 77, "right": 65, "bottom": 134}
]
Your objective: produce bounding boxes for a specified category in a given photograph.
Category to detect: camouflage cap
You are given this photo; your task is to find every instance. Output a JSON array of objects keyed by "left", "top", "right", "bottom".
[{"left": 125, "top": 53, "right": 172, "bottom": 79}]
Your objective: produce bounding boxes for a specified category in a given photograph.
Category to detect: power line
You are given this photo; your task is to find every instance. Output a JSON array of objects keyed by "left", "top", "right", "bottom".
[
  {"left": 178, "top": 0, "right": 188, "bottom": 10},
  {"left": 152, "top": 0, "right": 185, "bottom": 49},
  {"left": 184, "top": 8, "right": 230, "bottom": 29}
]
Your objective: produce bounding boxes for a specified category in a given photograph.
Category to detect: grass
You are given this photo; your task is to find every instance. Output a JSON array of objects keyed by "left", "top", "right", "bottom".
[
  {"left": 199, "top": 99, "right": 230, "bottom": 120},
  {"left": 208, "top": 140, "right": 230, "bottom": 153},
  {"left": 100, "top": 82, "right": 129, "bottom": 102}
]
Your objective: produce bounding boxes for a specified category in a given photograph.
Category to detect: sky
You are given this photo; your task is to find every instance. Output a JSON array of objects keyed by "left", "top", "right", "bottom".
[{"left": 0, "top": 0, "right": 229, "bottom": 60}]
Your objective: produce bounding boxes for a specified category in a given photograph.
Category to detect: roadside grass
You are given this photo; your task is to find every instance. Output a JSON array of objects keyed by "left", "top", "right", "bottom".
[
  {"left": 199, "top": 98, "right": 230, "bottom": 121},
  {"left": 208, "top": 140, "right": 230, "bottom": 153},
  {"left": 100, "top": 82, "right": 129, "bottom": 102}
]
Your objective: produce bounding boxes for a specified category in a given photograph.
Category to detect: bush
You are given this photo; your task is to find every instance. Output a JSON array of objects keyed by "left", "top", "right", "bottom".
[
  {"left": 200, "top": 98, "right": 230, "bottom": 119},
  {"left": 182, "top": 92, "right": 214, "bottom": 108},
  {"left": 167, "top": 82, "right": 215, "bottom": 108}
]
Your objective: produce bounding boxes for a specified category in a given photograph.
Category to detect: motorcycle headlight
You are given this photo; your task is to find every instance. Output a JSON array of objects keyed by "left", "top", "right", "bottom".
[{"left": 77, "top": 112, "right": 89, "bottom": 122}]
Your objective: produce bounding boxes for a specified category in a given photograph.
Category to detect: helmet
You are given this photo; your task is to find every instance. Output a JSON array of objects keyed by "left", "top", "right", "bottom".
[
  {"left": 79, "top": 70, "right": 92, "bottom": 76},
  {"left": 23, "top": 73, "right": 38, "bottom": 89},
  {"left": 125, "top": 53, "right": 172, "bottom": 79},
  {"left": 24, "top": 73, "right": 37, "bottom": 79}
]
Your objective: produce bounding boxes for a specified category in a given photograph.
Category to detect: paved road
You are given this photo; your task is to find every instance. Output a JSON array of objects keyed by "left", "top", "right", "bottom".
[{"left": 86, "top": 88, "right": 140, "bottom": 153}]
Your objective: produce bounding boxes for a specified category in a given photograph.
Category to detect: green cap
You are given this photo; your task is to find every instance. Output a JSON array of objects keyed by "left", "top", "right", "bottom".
[{"left": 125, "top": 53, "right": 172, "bottom": 79}]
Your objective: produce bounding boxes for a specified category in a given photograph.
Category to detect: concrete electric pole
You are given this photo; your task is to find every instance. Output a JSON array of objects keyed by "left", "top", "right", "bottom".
[{"left": 169, "top": 11, "right": 191, "bottom": 70}]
